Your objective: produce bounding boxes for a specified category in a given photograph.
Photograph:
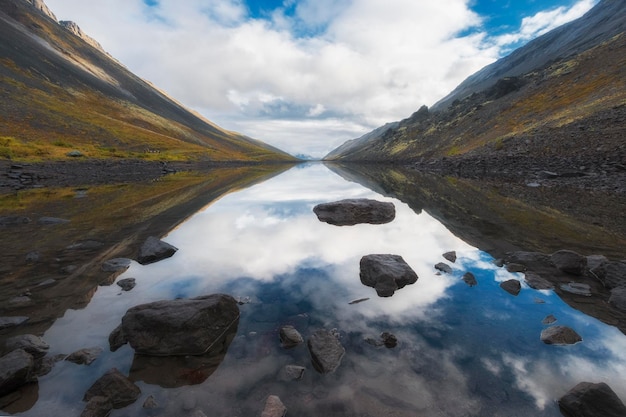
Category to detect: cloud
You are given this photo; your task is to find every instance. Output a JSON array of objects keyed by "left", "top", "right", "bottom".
[{"left": 44, "top": 0, "right": 596, "bottom": 157}]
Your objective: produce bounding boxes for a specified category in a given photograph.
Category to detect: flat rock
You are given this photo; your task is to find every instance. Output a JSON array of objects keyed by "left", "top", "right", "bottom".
[
  {"left": 500, "top": 279, "right": 521, "bottom": 295},
  {"left": 541, "top": 326, "right": 582, "bottom": 345},
  {"left": 360, "top": 254, "right": 418, "bottom": 297},
  {"left": 609, "top": 287, "right": 626, "bottom": 312},
  {"left": 136, "top": 236, "right": 178, "bottom": 265},
  {"left": 558, "top": 382, "right": 626, "bottom": 417},
  {"left": 261, "top": 395, "right": 287, "bottom": 417},
  {"left": 66, "top": 347, "right": 103, "bottom": 365},
  {"left": 116, "top": 278, "right": 136, "bottom": 292},
  {"left": 0, "top": 316, "right": 29, "bottom": 331},
  {"left": 83, "top": 368, "right": 141, "bottom": 408},
  {"left": 442, "top": 251, "right": 457, "bottom": 263},
  {"left": 37, "top": 217, "right": 70, "bottom": 225},
  {"left": 313, "top": 198, "right": 395, "bottom": 226},
  {"left": 551, "top": 250, "right": 586, "bottom": 275},
  {"left": 308, "top": 329, "right": 345, "bottom": 374},
  {"left": 279, "top": 325, "right": 303, "bottom": 348},
  {"left": 0, "top": 349, "right": 35, "bottom": 397},
  {"left": 434, "top": 262, "right": 453, "bottom": 274},
  {"left": 113, "top": 294, "right": 239, "bottom": 356},
  {"left": 560, "top": 282, "right": 592, "bottom": 296},
  {"left": 524, "top": 271, "right": 554, "bottom": 290},
  {"left": 3, "top": 335, "right": 49, "bottom": 359}
]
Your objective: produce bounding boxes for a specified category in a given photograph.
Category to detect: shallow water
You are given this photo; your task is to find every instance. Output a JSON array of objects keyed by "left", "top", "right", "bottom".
[{"left": 13, "top": 163, "right": 626, "bottom": 416}]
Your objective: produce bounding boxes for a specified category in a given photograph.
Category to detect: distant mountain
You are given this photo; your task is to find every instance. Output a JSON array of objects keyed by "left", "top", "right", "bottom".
[
  {"left": 325, "top": 0, "right": 626, "bottom": 163},
  {"left": 0, "top": 0, "right": 295, "bottom": 162}
]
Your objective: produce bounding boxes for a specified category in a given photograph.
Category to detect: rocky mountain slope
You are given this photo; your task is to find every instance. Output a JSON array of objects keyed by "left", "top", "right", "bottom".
[
  {"left": 0, "top": 0, "right": 295, "bottom": 162},
  {"left": 325, "top": 0, "right": 626, "bottom": 168}
]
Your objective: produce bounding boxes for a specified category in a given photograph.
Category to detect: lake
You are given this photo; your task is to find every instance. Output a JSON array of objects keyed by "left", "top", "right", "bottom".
[{"left": 2, "top": 162, "right": 626, "bottom": 416}]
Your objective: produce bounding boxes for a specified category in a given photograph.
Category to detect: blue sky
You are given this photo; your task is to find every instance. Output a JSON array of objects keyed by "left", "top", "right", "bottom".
[{"left": 46, "top": 0, "right": 598, "bottom": 157}]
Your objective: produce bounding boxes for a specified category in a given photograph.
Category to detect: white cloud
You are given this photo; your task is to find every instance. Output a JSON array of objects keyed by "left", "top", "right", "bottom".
[{"left": 44, "top": 0, "right": 596, "bottom": 157}]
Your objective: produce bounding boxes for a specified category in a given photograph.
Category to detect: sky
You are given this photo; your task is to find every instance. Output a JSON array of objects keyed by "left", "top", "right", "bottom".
[{"left": 44, "top": 0, "right": 598, "bottom": 157}]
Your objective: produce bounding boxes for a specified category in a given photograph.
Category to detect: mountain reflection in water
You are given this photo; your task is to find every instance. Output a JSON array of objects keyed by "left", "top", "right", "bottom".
[{"left": 10, "top": 163, "right": 626, "bottom": 417}]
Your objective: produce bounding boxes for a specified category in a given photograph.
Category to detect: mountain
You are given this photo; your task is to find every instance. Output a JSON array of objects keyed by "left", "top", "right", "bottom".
[
  {"left": 0, "top": 0, "right": 295, "bottom": 162},
  {"left": 325, "top": 0, "right": 626, "bottom": 163}
]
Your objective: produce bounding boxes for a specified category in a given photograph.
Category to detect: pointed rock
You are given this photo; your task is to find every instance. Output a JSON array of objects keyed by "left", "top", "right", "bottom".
[{"left": 136, "top": 236, "right": 178, "bottom": 265}]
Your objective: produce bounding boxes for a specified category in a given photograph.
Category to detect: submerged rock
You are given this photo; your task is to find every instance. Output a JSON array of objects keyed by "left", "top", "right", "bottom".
[
  {"left": 261, "top": 395, "right": 287, "bottom": 417},
  {"left": 66, "top": 347, "right": 103, "bottom": 365},
  {"left": 308, "top": 329, "right": 345, "bottom": 374},
  {"left": 136, "top": 236, "right": 178, "bottom": 265},
  {"left": 524, "top": 271, "right": 554, "bottom": 290},
  {"left": 313, "top": 198, "right": 395, "bottom": 226},
  {"left": 116, "top": 278, "right": 136, "bottom": 292},
  {"left": 360, "top": 254, "right": 418, "bottom": 297},
  {"left": 463, "top": 272, "right": 477, "bottom": 287},
  {"left": 541, "top": 326, "right": 582, "bottom": 345},
  {"left": 279, "top": 325, "right": 304, "bottom": 349},
  {"left": 83, "top": 368, "right": 141, "bottom": 409},
  {"left": 278, "top": 365, "right": 305, "bottom": 381},
  {"left": 111, "top": 294, "right": 239, "bottom": 356},
  {"left": 542, "top": 314, "right": 557, "bottom": 325},
  {"left": 500, "top": 279, "right": 521, "bottom": 296},
  {"left": 558, "top": 382, "right": 626, "bottom": 417}
]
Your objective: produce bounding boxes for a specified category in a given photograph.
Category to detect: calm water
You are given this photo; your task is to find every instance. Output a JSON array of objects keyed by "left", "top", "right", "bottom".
[{"left": 17, "top": 163, "right": 626, "bottom": 416}]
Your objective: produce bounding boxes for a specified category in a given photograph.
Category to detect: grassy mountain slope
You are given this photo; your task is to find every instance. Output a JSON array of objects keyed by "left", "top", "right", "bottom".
[
  {"left": 325, "top": 0, "right": 626, "bottom": 163},
  {"left": 0, "top": 0, "right": 296, "bottom": 162}
]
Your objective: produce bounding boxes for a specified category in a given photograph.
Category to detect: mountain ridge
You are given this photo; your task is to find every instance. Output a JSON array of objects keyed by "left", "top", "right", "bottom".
[
  {"left": 0, "top": 0, "right": 295, "bottom": 162},
  {"left": 325, "top": 0, "right": 626, "bottom": 166}
]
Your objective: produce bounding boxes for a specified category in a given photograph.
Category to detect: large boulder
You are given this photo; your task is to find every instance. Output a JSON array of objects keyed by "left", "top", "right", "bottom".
[
  {"left": 3, "top": 334, "right": 49, "bottom": 359},
  {"left": 313, "top": 199, "right": 395, "bottom": 226},
  {"left": 360, "top": 254, "right": 418, "bottom": 297},
  {"left": 600, "top": 261, "right": 626, "bottom": 289},
  {"left": 540, "top": 326, "right": 582, "bottom": 345},
  {"left": 551, "top": 250, "right": 587, "bottom": 275},
  {"left": 0, "top": 349, "right": 35, "bottom": 396},
  {"left": 111, "top": 294, "right": 239, "bottom": 356},
  {"left": 83, "top": 368, "right": 140, "bottom": 409},
  {"left": 609, "top": 287, "right": 626, "bottom": 312},
  {"left": 558, "top": 382, "right": 626, "bottom": 417},
  {"left": 136, "top": 236, "right": 178, "bottom": 265},
  {"left": 307, "top": 329, "right": 345, "bottom": 374}
]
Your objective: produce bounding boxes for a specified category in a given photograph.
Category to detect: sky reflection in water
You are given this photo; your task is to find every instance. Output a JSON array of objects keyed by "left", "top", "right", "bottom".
[{"left": 23, "top": 163, "right": 626, "bottom": 417}]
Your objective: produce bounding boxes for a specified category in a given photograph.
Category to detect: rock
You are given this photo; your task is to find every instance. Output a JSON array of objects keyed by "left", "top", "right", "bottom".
[
  {"left": 560, "top": 282, "right": 592, "bottom": 296},
  {"left": 504, "top": 251, "right": 551, "bottom": 270},
  {"left": 500, "top": 279, "right": 521, "bottom": 296},
  {"left": 279, "top": 325, "right": 303, "bottom": 349},
  {"left": 80, "top": 396, "right": 113, "bottom": 417},
  {"left": 313, "top": 198, "right": 395, "bottom": 226},
  {"left": 108, "top": 325, "right": 126, "bottom": 352},
  {"left": 66, "top": 347, "right": 103, "bottom": 365},
  {"left": 308, "top": 329, "right": 345, "bottom": 374},
  {"left": 116, "top": 278, "right": 136, "bottom": 292},
  {"left": 348, "top": 297, "right": 369, "bottom": 305},
  {"left": 463, "top": 272, "right": 477, "bottom": 287},
  {"left": 538, "top": 170, "right": 559, "bottom": 179},
  {"left": 0, "top": 317, "right": 29, "bottom": 331},
  {"left": 442, "top": 251, "right": 457, "bottom": 263},
  {"left": 278, "top": 365, "right": 305, "bottom": 381},
  {"left": 36, "top": 278, "right": 57, "bottom": 287},
  {"left": 83, "top": 368, "right": 141, "bottom": 408},
  {"left": 540, "top": 326, "right": 582, "bottom": 345},
  {"left": 25, "top": 251, "right": 40, "bottom": 263},
  {"left": 113, "top": 294, "right": 239, "bottom": 356},
  {"left": 142, "top": 395, "right": 159, "bottom": 409},
  {"left": 0, "top": 216, "right": 30, "bottom": 226},
  {"left": 609, "top": 287, "right": 626, "bottom": 312},
  {"left": 101, "top": 258, "right": 132, "bottom": 273},
  {"left": 434, "top": 262, "right": 453, "bottom": 274},
  {"left": 261, "top": 395, "right": 287, "bottom": 417},
  {"left": 542, "top": 314, "right": 557, "bottom": 325},
  {"left": 66, "top": 150, "right": 84, "bottom": 157},
  {"left": 558, "top": 382, "right": 626, "bottom": 417},
  {"left": 3, "top": 335, "right": 49, "bottom": 359},
  {"left": 505, "top": 263, "right": 526, "bottom": 273},
  {"left": 37, "top": 217, "right": 70, "bottom": 225},
  {"left": 360, "top": 254, "right": 418, "bottom": 297},
  {"left": 586, "top": 255, "right": 608, "bottom": 277},
  {"left": 136, "top": 236, "right": 178, "bottom": 265},
  {"left": 524, "top": 271, "right": 554, "bottom": 290},
  {"left": 601, "top": 261, "right": 626, "bottom": 289},
  {"left": 381, "top": 332, "right": 398, "bottom": 348},
  {"left": 551, "top": 250, "right": 586, "bottom": 275},
  {"left": 8, "top": 296, "right": 32, "bottom": 308},
  {"left": 0, "top": 349, "right": 35, "bottom": 396},
  {"left": 35, "top": 354, "right": 66, "bottom": 377}
]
